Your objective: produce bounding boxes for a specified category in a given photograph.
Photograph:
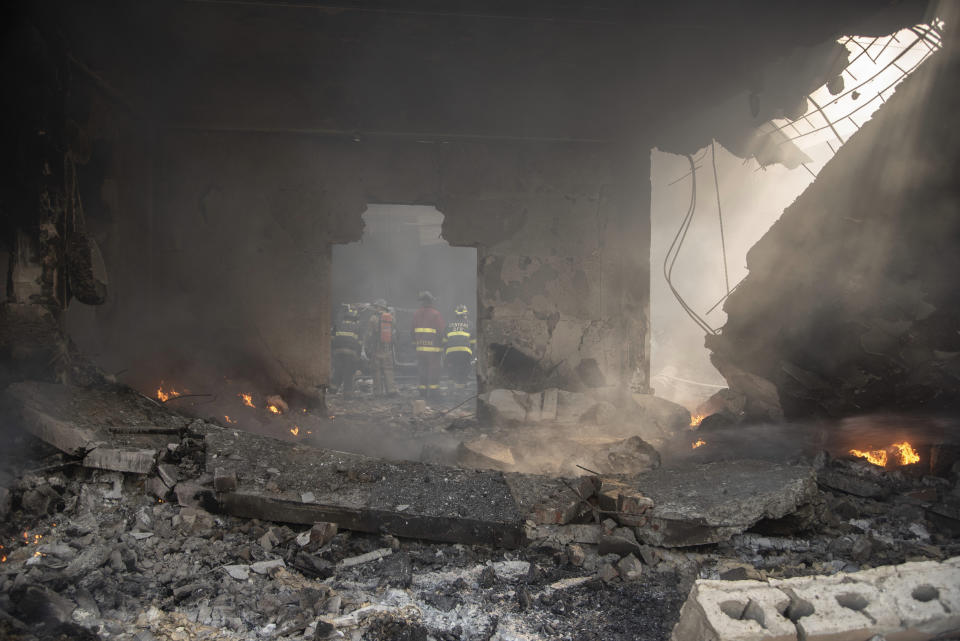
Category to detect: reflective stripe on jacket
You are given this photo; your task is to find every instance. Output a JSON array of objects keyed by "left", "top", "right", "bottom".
[
  {"left": 333, "top": 318, "right": 361, "bottom": 351},
  {"left": 412, "top": 306, "right": 445, "bottom": 352},
  {"left": 443, "top": 320, "right": 474, "bottom": 356}
]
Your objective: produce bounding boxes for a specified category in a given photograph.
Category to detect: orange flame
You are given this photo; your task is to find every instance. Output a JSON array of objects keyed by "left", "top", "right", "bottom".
[
  {"left": 239, "top": 393, "right": 255, "bottom": 408},
  {"left": 892, "top": 441, "right": 920, "bottom": 465},
  {"left": 290, "top": 426, "right": 299, "bottom": 436},
  {"left": 156, "top": 381, "right": 187, "bottom": 403},
  {"left": 268, "top": 404, "right": 281, "bottom": 415},
  {"left": 224, "top": 415, "right": 237, "bottom": 424},
  {"left": 1, "top": 556, "right": 5, "bottom": 563},
  {"left": 850, "top": 448, "right": 888, "bottom": 467},
  {"left": 690, "top": 414, "right": 705, "bottom": 428},
  {"left": 692, "top": 439, "right": 706, "bottom": 449}
]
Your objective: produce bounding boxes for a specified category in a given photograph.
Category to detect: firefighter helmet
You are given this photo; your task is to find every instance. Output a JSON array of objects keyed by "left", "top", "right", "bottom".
[
  {"left": 418, "top": 291, "right": 435, "bottom": 304},
  {"left": 455, "top": 304, "right": 468, "bottom": 316},
  {"left": 373, "top": 298, "right": 388, "bottom": 309},
  {"left": 343, "top": 304, "right": 359, "bottom": 319}
]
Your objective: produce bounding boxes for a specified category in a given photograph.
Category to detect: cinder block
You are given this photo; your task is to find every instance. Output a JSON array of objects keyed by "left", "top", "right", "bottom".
[
  {"left": 782, "top": 580, "right": 900, "bottom": 641},
  {"left": 875, "top": 563, "right": 960, "bottom": 639},
  {"left": 671, "top": 580, "right": 796, "bottom": 641}
]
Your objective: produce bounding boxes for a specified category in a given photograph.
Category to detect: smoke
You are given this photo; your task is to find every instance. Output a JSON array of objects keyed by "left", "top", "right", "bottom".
[
  {"left": 332, "top": 205, "right": 478, "bottom": 322},
  {"left": 649, "top": 22, "right": 945, "bottom": 415},
  {"left": 649, "top": 146, "right": 813, "bottom": 410}
]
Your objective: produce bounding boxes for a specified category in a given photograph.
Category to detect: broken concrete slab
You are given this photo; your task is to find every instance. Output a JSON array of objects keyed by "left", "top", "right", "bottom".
[
  {"left": 817, "top": 466, "right": 890, "bottom": 499},
  {"left": 457, "top": 436, "right": 516, "bottom": 471},
  {"left": 2, "top": 382, "right": 98, "bottom": 456},
  {"left": 206, "top": 428, "right": 535, "bottom": 547},
  {"left": 630, "top": 460, "right": 818, "bottom": 547},
  {"left": 505, "top": 473, "right": 597, "bottom": 525},
  {"left": 83, "top": 447, "right": 157, "bottom": 474}
]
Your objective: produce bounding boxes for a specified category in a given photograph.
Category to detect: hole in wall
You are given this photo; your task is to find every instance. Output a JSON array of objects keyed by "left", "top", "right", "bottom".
[{"left": 331, "top": 204, "right": 478, "bottom": 406}]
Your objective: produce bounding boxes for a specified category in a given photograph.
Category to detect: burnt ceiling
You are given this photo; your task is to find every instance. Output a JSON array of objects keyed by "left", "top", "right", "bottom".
[{"left": 32, "top": 0, "right": 931, "bottom": 146}]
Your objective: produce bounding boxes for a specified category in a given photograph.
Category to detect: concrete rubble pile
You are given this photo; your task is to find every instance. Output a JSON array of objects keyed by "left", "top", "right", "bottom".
[{"left": 1, "top": 380, "right": 959, "bottom": 640}]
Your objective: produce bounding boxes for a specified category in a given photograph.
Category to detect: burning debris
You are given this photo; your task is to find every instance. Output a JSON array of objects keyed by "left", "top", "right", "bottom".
[
  {"left": 1, "top": 379, "right": 957, "bottom": 640},
  {"left": 849, "top": 441, "right": 922, "bottom": 468}
]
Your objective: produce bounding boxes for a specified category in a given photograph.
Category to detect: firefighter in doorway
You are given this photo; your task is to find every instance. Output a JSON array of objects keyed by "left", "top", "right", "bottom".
[
  {"left": 443, "top": 304, "right": 475, "bottom": 391},
  {"left": 364, "top": 299, "right": 397, "bottom": 397},
  {"left": 412, "top": 291, "right": 444, "bottom": 400},
  {"left": 331, "top": 304, "right": 361, "bottom": 398}
]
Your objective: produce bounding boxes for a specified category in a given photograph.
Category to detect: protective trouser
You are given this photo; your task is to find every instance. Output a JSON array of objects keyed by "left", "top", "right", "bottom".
[
  {"left": 332, "top": 348, "right": 359, "bottom": 397},
  {"left": 445, "top": 351, "right": 472, "bottom": 389},
  {"left": 371, "top": 350, "right": 396, "bottom": 395},
  {"left": 417, "top": 352, "right": 441, "bottom": 398}
]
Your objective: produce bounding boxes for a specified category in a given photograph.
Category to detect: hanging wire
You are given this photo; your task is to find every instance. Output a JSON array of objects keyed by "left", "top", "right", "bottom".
[
  {"left": 663, "top": 154, "right": 717, "bottom": 335},
  {"left": 710, "top": 141, "right": 730, "bottom": 296}
]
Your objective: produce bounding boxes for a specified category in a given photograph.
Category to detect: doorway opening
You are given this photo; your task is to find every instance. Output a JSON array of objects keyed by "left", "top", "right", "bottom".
[{"left": 332, "top": 204, "right": 478, "bottom": 410}]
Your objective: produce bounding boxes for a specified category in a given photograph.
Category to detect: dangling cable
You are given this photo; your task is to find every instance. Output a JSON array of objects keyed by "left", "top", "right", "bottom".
[
  {"left": 663, "top": 153, "right": 717, "bottom": 335},
  {"left": 710, "top": 141, "right": 731, "bottom": 296}
]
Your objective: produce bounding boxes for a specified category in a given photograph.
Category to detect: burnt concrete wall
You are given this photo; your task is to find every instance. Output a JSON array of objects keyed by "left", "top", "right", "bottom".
[
  {"left": 458, "top": 151, "right": 651, "bottom": 394},
  {"left": 112, "top": 134, "right": 652, "bottom": 399},
  {"left": 707, "top": 23, "right": 960, "bottom": 419}
]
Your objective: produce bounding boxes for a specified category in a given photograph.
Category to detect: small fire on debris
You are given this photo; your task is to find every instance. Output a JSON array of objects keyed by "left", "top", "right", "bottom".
[
  {"left": 224, "top": 415, "right": 237, "bottom": 424},
  {"left": 290, "top": 426, "right": 299, "bottom": 436},
  {"left": 849, "top": 441, "right": 920, "bottom": 467},
  {"left": 239, "top": 393, "right": 255, "bottom": 408},
  {"left": 268, "top": 404, "right": 282, "bottom": 415},
  {"left": 690, "top": 414, "right": 705, "bottom": 428},
  {"left": 156, "top": 382, "right": 187, "bottom": 403},
  {"left": 692, "top": 439, "right": 706, "bottom": 449}
]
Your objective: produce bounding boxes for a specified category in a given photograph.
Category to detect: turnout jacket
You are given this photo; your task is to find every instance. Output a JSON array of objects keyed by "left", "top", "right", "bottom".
[
  {"left": 412, "top": 306, "right": 445, "bottom": 352},
  {"left": 443, "top": 319, "right": 476, "bottom": 356}
]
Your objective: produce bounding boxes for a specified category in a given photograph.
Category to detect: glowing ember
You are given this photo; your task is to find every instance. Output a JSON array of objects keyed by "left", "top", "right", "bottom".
[
  {"left": 690, "top": 414, "right": 705, "bottom": 428},
  {"left": 224, "top": 415, "right": 237, "bottom": 424},
  {"left": 290, "top": 426, "right": 299, "bottom": 436},
  {"left": 1, "top": 556, "right": 5, "bottom": 563},
  {"left": 239, "top": 393, "right": 255, "bottom": 408},
  {"left": 268, "top": 404, "right": 281, "bottom": 415},
  {"left": 156, "top": 382, "right": 187, "bottom": 403},
  {"left": 692, "top": 439, "right": 706, "bottom": 449},
  {"left": 892, "top": 441, "right": 920, "bottom": 465},
  {"left": 850, "top": 448, "right": 888, "bottom": 467}
]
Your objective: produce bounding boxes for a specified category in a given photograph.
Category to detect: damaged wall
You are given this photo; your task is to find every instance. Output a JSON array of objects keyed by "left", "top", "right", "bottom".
[
  {"left": 453, "top": 149, "right": 651, "bottom": 394},
  {"left": 90, "top": 133, "right": 651, "bottom": 401},
  {"left": 708, "top": 19, "right": 960, "bottom": 419}
]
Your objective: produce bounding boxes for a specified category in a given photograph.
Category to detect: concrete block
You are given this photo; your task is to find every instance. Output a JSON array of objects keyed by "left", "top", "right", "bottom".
[
  {"left": 214, "top": 468, "right": 238, "bottom": 492},
  {"left": 783, "top": 580, "right": 900, "bottom": 641},
  {"left": 875, "top": 563, "right": 960, "bottom": 638},
  {"left": 157, "top": 463, "right": 179, "bottom": 488},
  {"left": 83, "top": 447, "right": 157, "bottom": 474},
  {"left": 672, "top": 580, "right": 796, "bottom": 641},
  {"left": 482, "top": 389, "right": 528, "bottom": 423}
]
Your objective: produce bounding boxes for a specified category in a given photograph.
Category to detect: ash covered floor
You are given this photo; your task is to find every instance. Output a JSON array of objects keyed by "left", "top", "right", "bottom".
[{"left": 1, "top": 380, "right": 959, "bottom": 641}]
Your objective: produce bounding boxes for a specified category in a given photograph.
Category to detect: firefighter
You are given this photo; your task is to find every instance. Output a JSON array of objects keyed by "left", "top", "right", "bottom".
[
  {"left": 411, "top": 291, "right": 444, "bottom": 400},
  {"left": 331, "top": 304, "right": 361, "bottom": 398},
  {"left": 364, "top": 299, "right": 397, "bottom": 397},
  {"left": 443, "top": 303, "right": 475, "bottom": 391}
]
